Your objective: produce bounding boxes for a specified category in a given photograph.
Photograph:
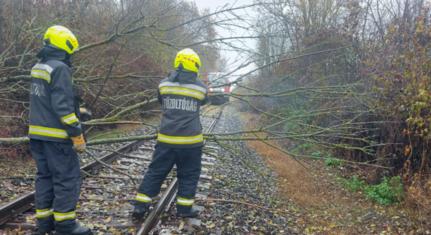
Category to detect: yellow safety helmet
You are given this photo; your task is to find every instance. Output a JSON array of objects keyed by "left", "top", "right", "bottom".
[
  {"left": 43, "top": 25, "right": 79, "bottom": 54},
  {"left": 174, "top": 48, "right": 201, "bottom": 73}
]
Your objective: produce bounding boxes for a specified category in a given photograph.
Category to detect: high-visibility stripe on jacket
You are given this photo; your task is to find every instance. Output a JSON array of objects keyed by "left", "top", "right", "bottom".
[
  {"left": 159, "top": 82, "right": 206, "bottom": 100},
  {"left": 28, "top": 49, "right": 82, "bottom": 143},
  {"left": 31, "top": 63, "right": 54, "bottom": 83},
  {"left": 61, "top": 113, "right": 79, "bottom": 125},
  {"left": 157, "top": 133, "right": 204, "bottom": 145},
  {"left": 29, "top": 125, "right": 69, "bottom": 139},
  {"left": 157, "top": 70, "right": 208, "bottom": 148}
]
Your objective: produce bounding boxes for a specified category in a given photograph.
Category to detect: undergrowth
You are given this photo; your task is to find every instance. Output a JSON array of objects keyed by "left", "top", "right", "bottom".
[
  {"left": 324, "top": 156, "right": 343, "bottom": 167},
  {"left": 291, "top": 143, "right": 344, "bottom": 167},
  {"left": 340, "top": 176, "right": 404, "bottom": 205}
]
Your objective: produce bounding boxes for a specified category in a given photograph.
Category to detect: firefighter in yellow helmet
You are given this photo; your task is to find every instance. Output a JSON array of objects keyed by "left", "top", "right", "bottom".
[
  {"left": 133, "top": 48, "right": 208, "bottom": 219},
  {"left": 28, "top": 25, "right": 92, "bottom": 235}
]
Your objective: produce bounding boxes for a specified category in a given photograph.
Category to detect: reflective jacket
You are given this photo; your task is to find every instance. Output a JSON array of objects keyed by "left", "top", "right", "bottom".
[
  {"left": 28, "top": 46, "right": 82, "bottom": 143},
  {"left": 157, "top": 70, "right": 208, "bottom": 148}
]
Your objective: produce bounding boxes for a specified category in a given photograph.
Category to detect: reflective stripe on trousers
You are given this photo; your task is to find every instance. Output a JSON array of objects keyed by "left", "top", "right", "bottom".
[
  {"left": 53, "top": 211, "right": 76, "bottom": 222},
  {"left": 135, "top": 193, "right": 152, "bottom": 203},
  {"left": 36, "top": 208, "right": 53, "bottom": 219},
  {"left": 176, "top": 197, "right": 194, "bottom": 206}
]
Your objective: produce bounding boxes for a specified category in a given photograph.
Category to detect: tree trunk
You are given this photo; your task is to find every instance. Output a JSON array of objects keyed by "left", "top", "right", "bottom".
[{"left": 0, "top": 0, "right": 4, "bottom": 51}]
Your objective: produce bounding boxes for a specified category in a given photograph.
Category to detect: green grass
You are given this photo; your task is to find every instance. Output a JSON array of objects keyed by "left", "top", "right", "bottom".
[
  {"left": 341, "top": 175, "right": 366, "bottom": 192},
  {"left": 340, "top": 175, "right": 404, "bottom": 205},
  {"left": 311, "top": 151, "right": 322, "bottom": 158},
  {"left": 276, "top": 99, "right": 404, "bottom": 205},
  {"left": 364, "top": 176, "right": 404, "bottom": 205},
  {"left": 324, "top": 156, "right": 343, "bottom": 167}
]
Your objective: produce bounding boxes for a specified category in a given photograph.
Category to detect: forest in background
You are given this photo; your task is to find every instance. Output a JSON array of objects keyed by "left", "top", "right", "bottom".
[{"left": 241, "top": 0, "right": 431, "bottom": 211}]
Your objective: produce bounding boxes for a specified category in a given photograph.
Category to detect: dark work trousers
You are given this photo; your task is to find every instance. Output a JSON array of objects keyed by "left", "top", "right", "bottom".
[
  {"left": 30, "top": 139, "right": 81, "bottom": 231},
  {"left": 138, "top": 144, "right": 202, "bottom": 199}
]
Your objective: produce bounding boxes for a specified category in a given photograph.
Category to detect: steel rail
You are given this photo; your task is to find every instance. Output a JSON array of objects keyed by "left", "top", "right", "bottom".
[
  {"left": 137, "top": 107, "right": 224, "bottom": 235},
  {"left": 0, "top": 107, "right": 224, "bottom": 233},
  {"left": 0, "top": 140, "right": 143, "bottom": 227}
]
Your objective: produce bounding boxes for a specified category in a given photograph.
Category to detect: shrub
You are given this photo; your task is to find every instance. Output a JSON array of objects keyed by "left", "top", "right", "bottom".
[
  {"left": 340, "top": 176, "right": 404, "bottom": 205},
  {"left": 324, "top": 155, "right": 343, "bottom": 167},
  {"left": 311, "top": 151, "right": 322, "bottom": 159},
  {"left": 342, "top": 176, "right": 366, "bottom": 192},
  {"left": 364, "top": 176, "right": 404, "bottom": 205}
]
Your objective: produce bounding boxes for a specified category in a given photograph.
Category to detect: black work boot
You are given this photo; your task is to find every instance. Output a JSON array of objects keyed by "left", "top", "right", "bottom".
[
  {"left": 56, "top": 222, "right": 92, "bottom": 235},
  {"left": 176, "top": 205, "right": 199, "bottom": 218},
  {"left": 132, "top": 202, "right": 150, "bottom": 221},
  {"left": 34, "top": 217, "right": 54, "bottom": 235},
  {"left": 69, "top": 223, "right": 92, "bottom": 235}
]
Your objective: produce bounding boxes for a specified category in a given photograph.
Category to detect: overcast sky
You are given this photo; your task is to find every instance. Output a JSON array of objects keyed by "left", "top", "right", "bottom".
[
  {"left": 192, "top": 0, "right": 253, "bottom": 10},
  {"left": 189, "top": 0, "right": 257, "bottom": 77}
]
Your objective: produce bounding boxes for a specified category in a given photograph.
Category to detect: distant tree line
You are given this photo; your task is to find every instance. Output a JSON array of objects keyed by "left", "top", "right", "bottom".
[{"left": 241, "top": 0, "right": 430, "bottom": 209}]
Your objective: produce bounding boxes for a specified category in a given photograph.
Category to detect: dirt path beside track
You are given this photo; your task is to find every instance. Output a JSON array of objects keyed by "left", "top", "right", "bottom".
[{"left": 242, "top": 111, "right": 430, "bottom": 234}]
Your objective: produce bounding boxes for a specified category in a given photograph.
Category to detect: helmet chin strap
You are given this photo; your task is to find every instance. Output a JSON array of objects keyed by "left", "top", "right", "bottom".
[{"left": 177, "top": 64, "right": 184, "bottom": 71}]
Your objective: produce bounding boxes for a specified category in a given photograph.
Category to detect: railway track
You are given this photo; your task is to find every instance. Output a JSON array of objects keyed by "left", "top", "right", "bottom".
[
  {"left": 139, "top": 106, "right": 223, "bottom": 234},
  {"left": 0, "top": 106, "right": 223, "bottom": 234}
]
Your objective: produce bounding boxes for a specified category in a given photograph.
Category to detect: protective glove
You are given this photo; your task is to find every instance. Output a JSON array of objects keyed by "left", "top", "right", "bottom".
[
  {"left": 71, "top": 134, "right": 86, "bottom": 153},
  {"left": 79, "top": 107, "right": 92, "bottom": 122}
]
